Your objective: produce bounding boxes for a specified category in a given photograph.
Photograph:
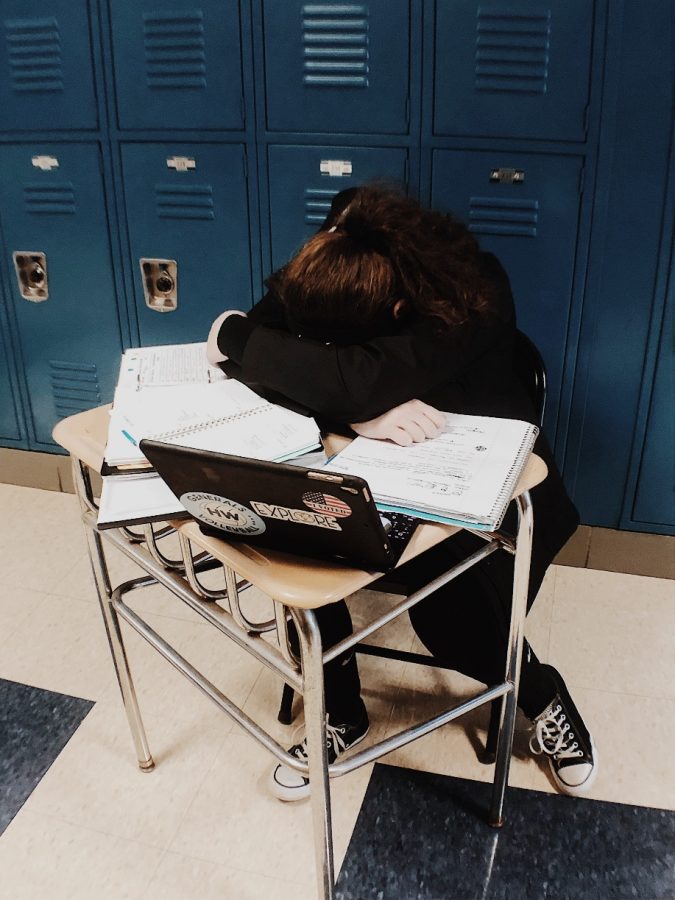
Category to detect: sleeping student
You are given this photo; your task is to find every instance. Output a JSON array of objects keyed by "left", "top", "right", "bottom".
[{"left": 206, "top": 185, "right": 597, "bottom": 802}]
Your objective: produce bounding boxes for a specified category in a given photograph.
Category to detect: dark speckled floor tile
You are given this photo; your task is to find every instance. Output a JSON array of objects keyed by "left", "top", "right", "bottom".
[
  {"left": 337, "top": 766, "right": 675, "bottom": 900},
  {"left": 0, "top": 678, "right": 94, "bottom": 834}
]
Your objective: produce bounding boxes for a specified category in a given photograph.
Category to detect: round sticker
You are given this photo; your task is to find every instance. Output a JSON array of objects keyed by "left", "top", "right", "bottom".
[{"left": 180, "top": 492, "right": 266, "bottom": 535}]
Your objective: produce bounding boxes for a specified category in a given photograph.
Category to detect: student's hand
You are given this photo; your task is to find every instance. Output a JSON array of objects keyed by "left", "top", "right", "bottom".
[
  {"left": 350, "top": 400, "right": 445, "bottom": 446},
  {"left": 206, "top": 310, "right": 247, "bottom": 365}
]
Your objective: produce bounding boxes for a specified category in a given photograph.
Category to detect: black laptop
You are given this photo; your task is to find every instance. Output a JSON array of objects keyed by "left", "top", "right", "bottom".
[{"left": 140, "top": 439, "right": 418, "bottom": 570}]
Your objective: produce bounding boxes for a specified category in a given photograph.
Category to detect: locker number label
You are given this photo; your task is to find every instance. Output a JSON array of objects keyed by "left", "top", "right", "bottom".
[
  {"left": 320, "top": 159, "right": 353, "bottom": 177},
  {"left": 167, "top": 156, "right": 196, "bottom": 172}
]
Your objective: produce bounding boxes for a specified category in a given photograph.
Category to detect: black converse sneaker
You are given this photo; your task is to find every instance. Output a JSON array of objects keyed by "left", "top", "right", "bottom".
[
  {"left": 270, "top": 706, "right": 370, "bottom": 802},
  {"left": 529, "top": 665, "right": 598, "bottom": 796}
]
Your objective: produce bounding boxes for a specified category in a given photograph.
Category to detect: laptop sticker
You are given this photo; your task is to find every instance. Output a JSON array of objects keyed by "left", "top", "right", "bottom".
[
  {"left": 180, "top": 492, "right": 266, "bottom": 535},
  {"left": 250, "top": 501, "right": 342, "bottom": 531},
  {"left": 301, "top": 491, "right": 353, "bottom": 518}
]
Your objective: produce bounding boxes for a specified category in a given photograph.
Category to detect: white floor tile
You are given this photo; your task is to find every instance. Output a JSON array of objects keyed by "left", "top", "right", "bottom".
[
  {"left": 0, "top": 592, "right": 117, "bottom": 701},
  {"left": 142, "top": 850, "right": 313, "bottom": 900},
  {"left": 21, "top": 700, "right": 231, "bottom": 850},
  {"left": 549, "top": 567, "right": 675, "bottom": 699},
  {"left": 0, "top": 808, "right": 164, "bottom": 900},
  {"left": 168, "top": 732, "right": 372, "bottom": 885}
]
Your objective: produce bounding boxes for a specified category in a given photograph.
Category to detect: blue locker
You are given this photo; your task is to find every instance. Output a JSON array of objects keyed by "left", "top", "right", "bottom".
[
  {"left": 267, "top": 144, "right": 408, "bottom": 270},
  {"left": 110, "top": 0, "right": 244, "bottom": 131},
  {"left": 0, "top": 320, "right": 23, "bottom": 442},
  {"left": 433, "top": 0, "right": 594, "bottom": 141},
  {"left": 262, "top": 1, "right": 410, "bottom": 135},
  {"left": 0, "top": 143, "right": 121, "bottom": 448},
  {"left": 0, "top": 0, "right": 98, "bottom": 132},
  {"left": 631, "top": 296, "right": 674, "bottom": 530},
  {"left": 431, "top": 149, "right": 583, "bottom": 437},
  {"left": 121, "top": 143, "right": 252, "bottom": 344}
]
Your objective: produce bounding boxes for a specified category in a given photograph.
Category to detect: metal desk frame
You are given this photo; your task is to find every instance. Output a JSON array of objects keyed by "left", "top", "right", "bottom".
[{"left": 70, "top": 450, "right": 533, "bottom": 900}]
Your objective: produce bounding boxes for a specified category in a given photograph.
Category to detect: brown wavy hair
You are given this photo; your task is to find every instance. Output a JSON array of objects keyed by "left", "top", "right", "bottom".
[{"left": 267, "top": 185, "right": 499, "bottom": 333}]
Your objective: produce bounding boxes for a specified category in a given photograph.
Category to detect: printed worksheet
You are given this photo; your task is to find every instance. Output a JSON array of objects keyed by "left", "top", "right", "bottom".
[{"left": 324, "top": 413, "right": 538, "bottom": 527}]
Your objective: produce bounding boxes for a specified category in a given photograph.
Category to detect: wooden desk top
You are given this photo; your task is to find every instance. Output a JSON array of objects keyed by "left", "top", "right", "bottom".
[{"left": 53, "top": 404, "right": 547, "bottom": 609}]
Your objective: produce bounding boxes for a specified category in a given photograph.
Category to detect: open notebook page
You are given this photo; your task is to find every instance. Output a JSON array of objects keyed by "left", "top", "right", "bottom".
[{"left": 324, "top": 414, "right": 537, "bottom": 527}]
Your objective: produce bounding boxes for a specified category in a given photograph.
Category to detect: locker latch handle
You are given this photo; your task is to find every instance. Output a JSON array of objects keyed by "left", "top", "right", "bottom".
[{"left": 489, "top": 168, "right": 525, "bottom": 184}]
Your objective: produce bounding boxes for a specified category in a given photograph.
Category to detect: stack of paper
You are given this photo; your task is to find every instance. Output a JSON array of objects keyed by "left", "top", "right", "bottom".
[
  {"left": 324, "top": 413, "right": 538, "bottom": 531},
  {"left": 104, "top": 343, "right": 321, "bottom": 470},
  {"left": 98, "top": 342, "right": 321, "bottom": 529}
]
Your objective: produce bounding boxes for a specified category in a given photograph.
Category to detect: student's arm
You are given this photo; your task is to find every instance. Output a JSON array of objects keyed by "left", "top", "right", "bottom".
[{"left": 218, "top": 313, "right": 510, "bottom": 422}]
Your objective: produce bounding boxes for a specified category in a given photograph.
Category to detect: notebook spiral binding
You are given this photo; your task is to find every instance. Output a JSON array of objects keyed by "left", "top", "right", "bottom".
[
  {"left": 490, "top": 425, "right": 539, "bottom": 518},
  {"left": 151, "top": 403, "right": 269, "bottom": 441}
]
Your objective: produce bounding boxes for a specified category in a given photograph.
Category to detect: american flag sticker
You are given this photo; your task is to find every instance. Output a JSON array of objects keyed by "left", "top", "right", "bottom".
[{"left": 302, "top": 491, "right": 353, "bottom": 518}]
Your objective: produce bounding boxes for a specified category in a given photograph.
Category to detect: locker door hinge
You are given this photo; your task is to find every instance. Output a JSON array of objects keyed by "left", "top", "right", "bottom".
[
  {"left": 578, "top": 164, "right": 586, "bottom": 197},
  {"left": 405, "top": 96, "right": 410, "bottom": 128},
  {"left": 240, "top": 94, "right": 246, "bottom": 126},
  {"left": 242, "top": 150, "right": 248, "bottom": 182},
  {"left": 404, "top": 156, "right": 409, "bottom": 187}
]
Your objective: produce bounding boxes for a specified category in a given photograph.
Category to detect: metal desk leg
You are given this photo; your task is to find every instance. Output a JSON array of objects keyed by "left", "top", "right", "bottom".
[
  {"left": 84, "top": 525, "right": 155, "bottom": 771},
  {"left": 292, "top": 608, "right": 335, "bottom": 900},
  {"left": 489, "top": 490, "right": 534, "bottom": 826}
]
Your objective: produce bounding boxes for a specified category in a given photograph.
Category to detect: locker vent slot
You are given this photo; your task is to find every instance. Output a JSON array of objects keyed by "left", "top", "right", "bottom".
[
  {"left": 301, "top": 4, "right": 369, "bottom": 87},
  {"left": 50, "top": 361, "right": 101, "bottom": 416},
  {"left": 155, "top": 183, "right": 214, "bottom": 220},
  {"left": 24, "top": 182, "right": 75, "bottom": 215},
  {"left": 468, "top": 197, "right": 538, "bottom": 237},
  {"left": 475, "top": 9, "right": 551, "bottom": 95},
  {"left": 143, "top": 10, "right": 206, "bottom": 90},
  {"left": 5, "top": 16, "right": 64, "bottom": 93},
  {"left": 304, "top": 187, "right": 339, "bottom": 224}
]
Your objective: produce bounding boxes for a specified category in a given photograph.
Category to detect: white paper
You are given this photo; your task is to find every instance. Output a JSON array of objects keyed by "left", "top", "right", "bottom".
[
  {"left": 97, "top": 473, "right": 185, "bottom": 527},
  {"left": 116, "top": 342, "right": 225, "bottom": 390},
  {"left": 324, "top": 414, "right": 537, "bottom": 526},
  {"left": 105, "top": 351, "right": 321, "bottom": 467}
]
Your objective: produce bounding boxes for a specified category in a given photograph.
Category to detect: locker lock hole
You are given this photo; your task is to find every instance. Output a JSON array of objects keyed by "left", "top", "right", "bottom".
[
  {"left": 13, "top": 252, "right": 49, "bottom": 302},
  {"left": 140, "top": 258, "right": 178, "bottom": 313}
]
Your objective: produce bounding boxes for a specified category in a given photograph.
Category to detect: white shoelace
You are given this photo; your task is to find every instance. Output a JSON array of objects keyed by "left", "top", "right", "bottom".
[
  {"left": 529, "top": 703, "right": 584, "bottom": 761},
  {"left": 291, "top": 717, "right": 351, "bottom": 765}
]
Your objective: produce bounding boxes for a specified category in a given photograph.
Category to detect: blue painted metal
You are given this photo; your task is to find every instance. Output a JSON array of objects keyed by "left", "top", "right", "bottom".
[
  {"left": 120, "top": 142, "right": 253, "bottom": 344},
  {"left": 262, "top": 0, "right": 411, "bottom": 135},
  {"left": 266, "top": 144, "right": 408, "bottom": 271},
  {"left": 630, "top": 286, "right": 674, "bottom": 532},
  {"left": 0, "top": 315, "right": 23, "bottom": 443},
  {"left": 0, "top": 0, "right": 99, "bottom": 132},
  {"left": 433, "top": 0, "right": 594, "bottom": 142},
  {"left": 0, "top": 142, "right": 122, "bottom": 448},
  {"left": 431, "top": 148, "right": 583, "bottom": 443},
  {"left": 562, "top": 0, "right": 674, "bottom": 530},
  {"left": 109, "top": 0, "right": 244, "bottom": 131}
]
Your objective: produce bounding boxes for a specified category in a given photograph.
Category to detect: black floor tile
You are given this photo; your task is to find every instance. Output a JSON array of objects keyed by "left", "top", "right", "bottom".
[
  {"left": 337, "top": 765, "right": 675, "bottom": 900},
  {"left": 0, "top": 678, "right": 94, "bottom": 834}
]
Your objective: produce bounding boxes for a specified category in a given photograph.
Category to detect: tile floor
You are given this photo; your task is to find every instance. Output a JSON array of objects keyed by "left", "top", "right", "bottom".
[{"left": 0, "top": 482, "right": 674, "bottom": 899}]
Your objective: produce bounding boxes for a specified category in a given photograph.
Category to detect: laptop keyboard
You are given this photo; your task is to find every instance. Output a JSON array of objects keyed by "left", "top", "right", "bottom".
[{"left": 379, "top": 511, "right": 419, "bottom": 557}]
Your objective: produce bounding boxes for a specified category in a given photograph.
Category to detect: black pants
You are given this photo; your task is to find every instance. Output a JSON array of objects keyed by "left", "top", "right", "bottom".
[
  {"left": 312, "top": 533, "right": 553, "bottom": 724},
  {"left": 310, "top": 445, "right": 579, "bottom": 724}
]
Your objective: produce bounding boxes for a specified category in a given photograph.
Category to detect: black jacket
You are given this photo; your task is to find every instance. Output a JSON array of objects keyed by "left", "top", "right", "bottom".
[{"left": 216, "top": 189, "right": 579, "bottom": 571}]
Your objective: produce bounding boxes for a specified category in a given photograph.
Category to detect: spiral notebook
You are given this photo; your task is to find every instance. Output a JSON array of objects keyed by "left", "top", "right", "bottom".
[
  {"left": 104, "top": 357, "right": 320, "bottom": 470},
  {"left": 323, "top": 413, "right": 538, "bottom": 531}
]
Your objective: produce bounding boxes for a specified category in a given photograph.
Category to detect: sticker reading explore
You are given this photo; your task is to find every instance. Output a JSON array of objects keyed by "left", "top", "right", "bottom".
[
  {"left": 180, "top": 492, "right": 266, "bottom": 535},
  {"left": 251, "top": 501, "right": 342, "bottom": 531}
]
